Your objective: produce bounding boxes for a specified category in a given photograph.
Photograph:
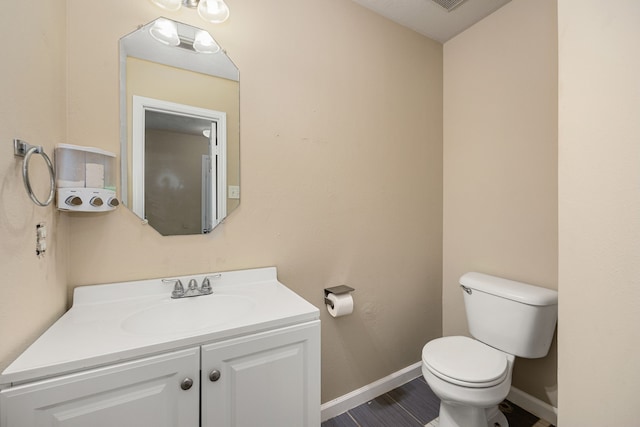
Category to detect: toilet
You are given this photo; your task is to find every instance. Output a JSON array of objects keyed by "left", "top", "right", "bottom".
[{"left": 422, "top": 272, "right": 558, "bottom": 427}]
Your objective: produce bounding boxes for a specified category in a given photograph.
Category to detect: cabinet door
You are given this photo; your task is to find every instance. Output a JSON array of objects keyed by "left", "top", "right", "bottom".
[
  {"left": 0, "top": 347, "right": 200, "bottom": 427},
  {"left": 201, "top": 321, "right": 320, "bottom": 427}
]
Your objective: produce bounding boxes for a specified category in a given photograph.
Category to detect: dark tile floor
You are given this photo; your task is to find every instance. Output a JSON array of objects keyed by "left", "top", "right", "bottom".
[{"left": 322, "top": 377, "right": 553, "bottom": 427}]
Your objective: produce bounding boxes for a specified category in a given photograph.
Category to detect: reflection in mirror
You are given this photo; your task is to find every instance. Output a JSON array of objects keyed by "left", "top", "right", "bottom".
[
  {"left": 119, "top": 18, "right": 239, "bottom": 236},
  {"left": 134, "top": 97, "right": 227, "bottom": 235}
]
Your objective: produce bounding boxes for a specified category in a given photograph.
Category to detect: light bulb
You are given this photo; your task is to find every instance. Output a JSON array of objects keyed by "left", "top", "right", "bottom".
[
  {"left": 193, "top": 30, "right": 220, "bottom": 54},
  {"left": 148, "top": 0, "right": 182, "bottom": 12},
  {"left": 197, "top": 0, "right": 230, "bottom": 24},
  {"left": 149, "top": 18, "right": 180, "bottom": 46}
]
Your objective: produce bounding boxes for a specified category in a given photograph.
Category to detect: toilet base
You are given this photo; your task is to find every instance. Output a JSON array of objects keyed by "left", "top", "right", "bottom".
[
  {"left": 487, "top": 405, "right": 509, "bottom": 427},
  {"left": 438, "top": 403, "right": 508, "bottom": 427}
]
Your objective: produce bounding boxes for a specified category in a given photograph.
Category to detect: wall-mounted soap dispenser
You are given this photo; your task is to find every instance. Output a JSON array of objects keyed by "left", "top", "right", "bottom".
[{"left": 55, "top": 144, "right": 119, "bottom": 212}]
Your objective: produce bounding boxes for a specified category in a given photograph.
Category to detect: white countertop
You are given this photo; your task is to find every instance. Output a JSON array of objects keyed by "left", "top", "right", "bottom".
[{"left": 1, "top": 267, "right": 319, "bottom": 386}]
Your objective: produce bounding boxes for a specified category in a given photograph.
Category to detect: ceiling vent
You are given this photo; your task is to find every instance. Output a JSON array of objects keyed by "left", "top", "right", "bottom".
[{"left": 430, "top": 0, "right": 468, "bottom": 12}]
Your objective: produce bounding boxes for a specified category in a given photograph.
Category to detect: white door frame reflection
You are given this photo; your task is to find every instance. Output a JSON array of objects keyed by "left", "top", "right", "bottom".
[{"left": 132, "top": 96, "right": 227, "bottom": 235}]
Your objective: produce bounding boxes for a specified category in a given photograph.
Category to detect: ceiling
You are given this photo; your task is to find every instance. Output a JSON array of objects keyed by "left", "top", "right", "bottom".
[{"left": 350, "top": 0, "right": 512, "bottom": 43}]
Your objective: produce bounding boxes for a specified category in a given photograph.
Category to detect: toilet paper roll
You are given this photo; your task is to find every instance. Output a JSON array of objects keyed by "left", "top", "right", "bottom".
[{"left": 326, "top": 293, "right": 354, "bottom": 318}]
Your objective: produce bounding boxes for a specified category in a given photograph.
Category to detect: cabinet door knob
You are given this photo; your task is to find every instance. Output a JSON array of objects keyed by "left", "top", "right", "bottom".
[
  {"left": 181, "top": 377, "right": 194, "bottom": 390},
  {"left": 209, "top": 370, "right": 221, "bottom": 382}
]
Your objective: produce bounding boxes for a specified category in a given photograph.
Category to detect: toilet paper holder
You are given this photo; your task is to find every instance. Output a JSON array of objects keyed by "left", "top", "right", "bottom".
[{"left": 324, "top": 285, "right": 355, "bottom": 308}]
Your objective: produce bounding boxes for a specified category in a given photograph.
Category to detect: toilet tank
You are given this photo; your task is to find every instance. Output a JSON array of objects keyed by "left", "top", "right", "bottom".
[{"left": 460, "top": 272, "right": 558, "bottom": 358}]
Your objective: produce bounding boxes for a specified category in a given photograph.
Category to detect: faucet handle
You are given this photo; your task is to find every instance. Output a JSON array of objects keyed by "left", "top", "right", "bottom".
[
  {"left": 173, "top": 280, "right": 185, "bottom": 298},
  {"left": 163, "top": 279, "right": 185, "bottom": 299},
  {"left": 201, "top": 277, "right": 212, "bottom": 295}
]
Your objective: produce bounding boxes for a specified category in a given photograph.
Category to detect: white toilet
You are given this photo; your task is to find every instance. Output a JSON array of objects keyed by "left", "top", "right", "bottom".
[{"left": 422, "top": 272, "right": 558, "bottom": 427}]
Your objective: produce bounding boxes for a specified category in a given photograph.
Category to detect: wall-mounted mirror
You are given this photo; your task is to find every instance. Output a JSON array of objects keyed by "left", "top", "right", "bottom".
[{"left": 119, "top": 18, "right": 239, "bottom": 235}]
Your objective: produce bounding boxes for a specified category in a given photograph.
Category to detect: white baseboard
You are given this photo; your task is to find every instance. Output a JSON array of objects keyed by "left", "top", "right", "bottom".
[
  {"left": 507, "top": 386, "right": 558, "bottom": 426},
  {"left": 321, "top": 362, "right": 559, "bottom": 426},
  {"left": 320, "top": 362, "right": 422, "bottom": 422}
]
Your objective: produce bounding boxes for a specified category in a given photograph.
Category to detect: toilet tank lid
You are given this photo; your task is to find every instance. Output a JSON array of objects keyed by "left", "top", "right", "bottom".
[{"left": 460, "top": 272, "right": 558, "bottom": 306}]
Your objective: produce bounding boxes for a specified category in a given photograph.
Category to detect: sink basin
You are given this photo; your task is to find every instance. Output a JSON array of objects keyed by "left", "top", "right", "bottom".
[{"left": 122, "top": 294, "right": 256, "bottom": 335}]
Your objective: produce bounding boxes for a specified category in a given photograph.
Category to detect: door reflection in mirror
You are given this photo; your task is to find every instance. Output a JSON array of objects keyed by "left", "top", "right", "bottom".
[{"left": 133, "top": 97, "right": 227, "bottom": 235}]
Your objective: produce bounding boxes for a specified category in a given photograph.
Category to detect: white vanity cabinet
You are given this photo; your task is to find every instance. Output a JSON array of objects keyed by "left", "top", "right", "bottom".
[
  {"left": 201, "top": 321, "right": 320, "bottom": 427},
  {"left": 0, "top": 322, "right": 320, "bottom": 427},
  {"left": 0, "top": 268, "right": 321, "bottom": 427},
  {"left": 0, "top": 348, "right": 200, "bottom": 427}
]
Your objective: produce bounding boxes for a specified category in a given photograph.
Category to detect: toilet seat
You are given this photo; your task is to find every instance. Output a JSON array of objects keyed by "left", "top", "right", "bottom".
[{"left": 422, "top": 336, "right": 509, "bottom": 388}]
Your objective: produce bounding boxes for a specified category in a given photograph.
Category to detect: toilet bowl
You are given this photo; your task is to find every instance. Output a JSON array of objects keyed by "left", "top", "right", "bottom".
[
  {"left": 421, "top": 272, "right": 558, "bottom": 427},
  {"left": 422, "top": 336, "right": 514, "bottom": 427}
]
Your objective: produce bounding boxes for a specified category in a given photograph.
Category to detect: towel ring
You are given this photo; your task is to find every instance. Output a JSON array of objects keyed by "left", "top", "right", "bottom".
[{"left": 14, "top": 139, "right": 56, "bottom": 207}]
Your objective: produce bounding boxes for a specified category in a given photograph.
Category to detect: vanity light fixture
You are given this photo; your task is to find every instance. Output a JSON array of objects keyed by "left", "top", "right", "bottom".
[
  {"left": 148, "top": 0, "right": 230, "bottom": 24},
  {"left": 148, "top": 18, "right": 180, "bottom": 46},
  {"left": 193, "top": 30, "right": 220, "bottom": 53},
  {"left": 148, "top": 18, "right": 221, "bottom": 54}
]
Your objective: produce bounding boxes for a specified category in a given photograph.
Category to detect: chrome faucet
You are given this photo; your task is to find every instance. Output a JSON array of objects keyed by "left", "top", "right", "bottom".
[{"left": 163, "top": 277, "right": 214, "bottom": 299}]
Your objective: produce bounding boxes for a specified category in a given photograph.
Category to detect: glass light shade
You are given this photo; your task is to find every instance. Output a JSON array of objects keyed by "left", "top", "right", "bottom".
[
  {"left": 148, "top": 0, "right": 183, "bottom": 12},
  {"left": 193, "top": 30, "right": 220, "bottom": 54},
  {"left": 197, "top": 0, "right": 230, "bottom": 24},
  {"left": 149, "top": 18, "right": 180, "bottom": 46}
]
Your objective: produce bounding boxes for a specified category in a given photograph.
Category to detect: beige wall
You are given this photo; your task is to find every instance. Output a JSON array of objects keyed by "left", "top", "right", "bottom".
[
  {"left": 558, "top": 0, "right": 640, "bottom": 424},
  {"left": 0, "top": 3, "right": 68, "bottom": 370},
  {"left": 443, "top": 0, "right": 558, "bottom": 406},
  {"left": 65, "top": 0, "right": 443, "bottom": 402}
]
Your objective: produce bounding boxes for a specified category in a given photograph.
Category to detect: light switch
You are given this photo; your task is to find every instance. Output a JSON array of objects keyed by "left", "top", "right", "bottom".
[{"left": 228, "top": 185, "right": 240, "bottom": 199}]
